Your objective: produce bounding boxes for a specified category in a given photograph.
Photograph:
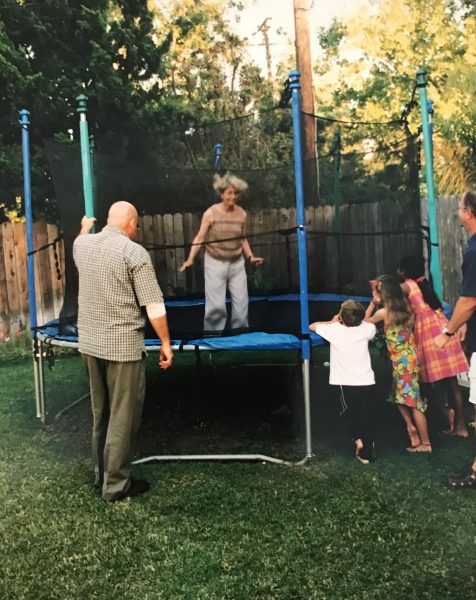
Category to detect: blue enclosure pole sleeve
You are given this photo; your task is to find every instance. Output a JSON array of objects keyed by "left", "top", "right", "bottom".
[
  {"left": 76, "top": 94, "right": 95, "bottom": 222},
  {"left": 19, "top": 109, "right": 38, "bottom": 337},
  {"left": 416, "top": 69, "right": 443, "bottom": 299},
  {"left": 290, "top": 70, "right": 310, "bottom": 359},
  {"left": 213, "top": 143, "right": 222, "bottom": 203},
  {"left": 214, "top": 143, "right": 222, "bottom": 173}
]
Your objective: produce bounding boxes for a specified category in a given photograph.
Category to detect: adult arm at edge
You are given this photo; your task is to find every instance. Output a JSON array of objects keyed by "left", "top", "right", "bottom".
[{"left": 435, "top": 296, "right": 476, "bottom": 350}]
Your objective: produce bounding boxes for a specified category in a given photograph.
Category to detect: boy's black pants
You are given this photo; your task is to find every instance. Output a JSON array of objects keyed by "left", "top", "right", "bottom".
[{"left": 338, "top": 384, "right": 376, "bottom": 461}]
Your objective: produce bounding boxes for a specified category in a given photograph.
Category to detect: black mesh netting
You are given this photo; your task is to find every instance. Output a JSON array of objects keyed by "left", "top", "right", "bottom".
[{"left": 42, "top": 106, "right": 423, "bottom": 336}]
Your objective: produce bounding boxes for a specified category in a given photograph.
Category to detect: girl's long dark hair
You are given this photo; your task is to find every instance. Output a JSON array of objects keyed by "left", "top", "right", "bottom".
[
  {"left": 378, "top": 275, "right": 413, "bottom": 327},
  {"left": 398, "top": 256, "right": 442, "bottom": 311}
]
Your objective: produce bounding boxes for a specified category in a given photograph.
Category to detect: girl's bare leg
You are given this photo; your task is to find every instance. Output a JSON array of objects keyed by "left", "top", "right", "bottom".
[
  {"left": 397, "top": 405, "right": 421, "bottom": 448},
  {"left": 407, "top": 408, "right": 432, "bottom": 452}
]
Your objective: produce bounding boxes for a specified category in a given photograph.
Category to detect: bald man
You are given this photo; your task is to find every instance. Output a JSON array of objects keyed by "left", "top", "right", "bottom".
[{"left": 74, "top": 201, "right": 173, "bottom": 501}]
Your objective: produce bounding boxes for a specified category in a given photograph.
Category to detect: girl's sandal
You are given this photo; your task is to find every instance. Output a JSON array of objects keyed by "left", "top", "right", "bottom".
[{"left": 448, "top": 470, "right": 476, "bottom": 490}]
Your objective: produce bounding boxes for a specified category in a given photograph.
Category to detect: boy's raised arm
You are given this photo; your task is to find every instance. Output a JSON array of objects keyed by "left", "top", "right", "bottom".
[{"left": 310, "top": 313, "right": 341, "bottom": 331}]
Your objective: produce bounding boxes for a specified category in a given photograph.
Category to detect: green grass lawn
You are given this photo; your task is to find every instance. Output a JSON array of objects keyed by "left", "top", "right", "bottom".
[{"left": 1, "top": 351, "right": 475, "bottom": 600}]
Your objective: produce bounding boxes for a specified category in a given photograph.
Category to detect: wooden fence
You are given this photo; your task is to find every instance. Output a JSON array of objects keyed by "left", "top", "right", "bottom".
[
  {"left": 0, "top": 221, "right": 65, "bottom": 336},
  {"left": 0, "top": 197, "right": 465, "bottom": 334},
  {"left": 435, "top": 195, "right": 467, "bottom": 306}
]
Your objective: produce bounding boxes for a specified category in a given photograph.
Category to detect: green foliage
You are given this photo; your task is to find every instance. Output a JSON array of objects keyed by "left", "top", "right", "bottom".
[
  {"left": 314, "top": 0, "right": 476, "bottom": 194},
  {"left": 0, "top": 0, "right": 276, "bottom": 220},
  {"left": 154, "top": 0, "right": 272, "bottom": 121},
  {"left": 318, "top": 19, "right": 346, "bottom": 52},
  {"left": 0, "top": 1, "right": 167, "bottom": 218}
]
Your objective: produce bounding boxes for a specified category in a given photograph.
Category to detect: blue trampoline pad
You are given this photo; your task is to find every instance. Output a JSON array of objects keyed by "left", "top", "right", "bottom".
[{"left": 36, "top": 293, "right": 370, "bottom": 351}]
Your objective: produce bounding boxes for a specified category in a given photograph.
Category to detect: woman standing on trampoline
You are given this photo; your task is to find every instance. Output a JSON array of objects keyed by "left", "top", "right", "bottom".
[{"left": 180, "top": 173, "right": 264, "bottom": 333}]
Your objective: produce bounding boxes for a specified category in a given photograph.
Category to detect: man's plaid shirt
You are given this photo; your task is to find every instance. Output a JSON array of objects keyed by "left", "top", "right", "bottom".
[{"left": 73, "top": 225, "right": 164, "bottom": 361}]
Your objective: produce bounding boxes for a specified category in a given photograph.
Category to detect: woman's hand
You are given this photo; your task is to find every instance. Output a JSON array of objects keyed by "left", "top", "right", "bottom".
[
  {"left": 249, "top": 256, "right": 264, "bottom": 266},
  {"left": 179, "top": 259, "right": 193, "bottom": 272}
]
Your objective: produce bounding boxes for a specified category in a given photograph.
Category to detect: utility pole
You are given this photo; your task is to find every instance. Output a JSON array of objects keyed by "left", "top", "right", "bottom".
[
  {"left": 293, "top": 0, "right": 318, "bottom": 203},
  {"left": 257, "top": 18, "right": 273, "bottom": 84}
]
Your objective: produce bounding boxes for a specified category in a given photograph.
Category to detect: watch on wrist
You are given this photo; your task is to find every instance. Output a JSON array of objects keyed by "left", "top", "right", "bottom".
[{"left": 442, "top": 327, "right": 455, "bottom": 337}]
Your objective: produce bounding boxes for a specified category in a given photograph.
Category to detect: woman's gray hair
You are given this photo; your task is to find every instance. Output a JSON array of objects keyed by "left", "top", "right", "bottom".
[{"left": 213, "top": 172, "right": 248, "bottom": 194}]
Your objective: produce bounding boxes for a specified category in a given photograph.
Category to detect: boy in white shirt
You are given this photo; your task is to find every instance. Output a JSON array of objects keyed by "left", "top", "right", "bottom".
[{"left": 310, "top": 300, "right": 377, "bottom": 464}]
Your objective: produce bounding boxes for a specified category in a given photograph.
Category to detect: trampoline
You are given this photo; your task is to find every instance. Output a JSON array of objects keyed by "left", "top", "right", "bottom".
[
  {"left": 20, "top": 71, "right": 422, "bottom": 465},
  {"left": 21, "top": 72, "right": 322, "bottom": 466}
]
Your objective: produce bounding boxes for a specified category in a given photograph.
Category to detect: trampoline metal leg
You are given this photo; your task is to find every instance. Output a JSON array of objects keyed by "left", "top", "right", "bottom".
[
  {"left": 294, "top": 358, "right": 313, "bottom": 466},
  {"left": 133, "top": 354, "right": 314, "bottom": 468},
  {"left": 33, "top": 338, "right": 46, "bottom": 423}
]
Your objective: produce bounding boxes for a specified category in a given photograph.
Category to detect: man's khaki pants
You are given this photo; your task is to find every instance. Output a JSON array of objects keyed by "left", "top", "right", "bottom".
[{"left": 82, "top": 354, "right": 146, "bottom": 500}]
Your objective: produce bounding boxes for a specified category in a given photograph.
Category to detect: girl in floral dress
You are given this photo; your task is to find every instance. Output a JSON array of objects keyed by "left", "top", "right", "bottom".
[
  {"left": 365, "top": 275, "right": 432, "bottom": 453},
  {"left": 397, "top": 256, "right": 469, "bottom": 437}
]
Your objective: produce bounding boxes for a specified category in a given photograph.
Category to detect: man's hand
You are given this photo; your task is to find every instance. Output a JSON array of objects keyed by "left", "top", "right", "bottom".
[
  {"left": 159, "top": 342, "right": 173, "bottom": 369},
  {"left": 250, "top": 256, "right": 264, "bottom": 266},
  {"left": 80, "top": 216, "right": 96, "bottom": 235},
  {"left": 456, "top": 323, "right": 467, "bottom": 342}
]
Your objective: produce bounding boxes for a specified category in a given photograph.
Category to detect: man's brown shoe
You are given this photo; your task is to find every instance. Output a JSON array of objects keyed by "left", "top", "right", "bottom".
[{"left": 110, "top": 479, "right": 150, "bottom": 502}]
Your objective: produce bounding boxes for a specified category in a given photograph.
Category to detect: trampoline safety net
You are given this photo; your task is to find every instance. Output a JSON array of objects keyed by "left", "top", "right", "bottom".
[{"left": 43, "top": 106, "right": 423, "bottom": 338}]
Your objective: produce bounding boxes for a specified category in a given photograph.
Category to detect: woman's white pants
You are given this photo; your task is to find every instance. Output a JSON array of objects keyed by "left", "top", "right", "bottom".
[{"left": 204, "top": 253, "right": 248, "bottom": 332}]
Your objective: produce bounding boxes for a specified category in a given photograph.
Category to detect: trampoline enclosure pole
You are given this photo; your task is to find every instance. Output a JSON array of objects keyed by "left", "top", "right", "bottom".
[
  {"left": 416, "top": 69, "right": 443, "bottom": 299},
  {"left": 19, "top": 109, "right": 38, "bottom": 335},
  {"left": 289, "top": 70, "right": 310, "bottom": 338},
  {"left": 76, "top": 94, "right": 95, "bottom": 221},
  {"left": 290, "top": 70, "right": 312, "bottom": 459},
  {"left": 89, "top": 134, "right": 97, "bottom": 214},
  {"left": 332, "top": 130, "right": 342, "bottom": 233},
  {"left": 19, "top": 109, "right": 45, "bottom": 421}
]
